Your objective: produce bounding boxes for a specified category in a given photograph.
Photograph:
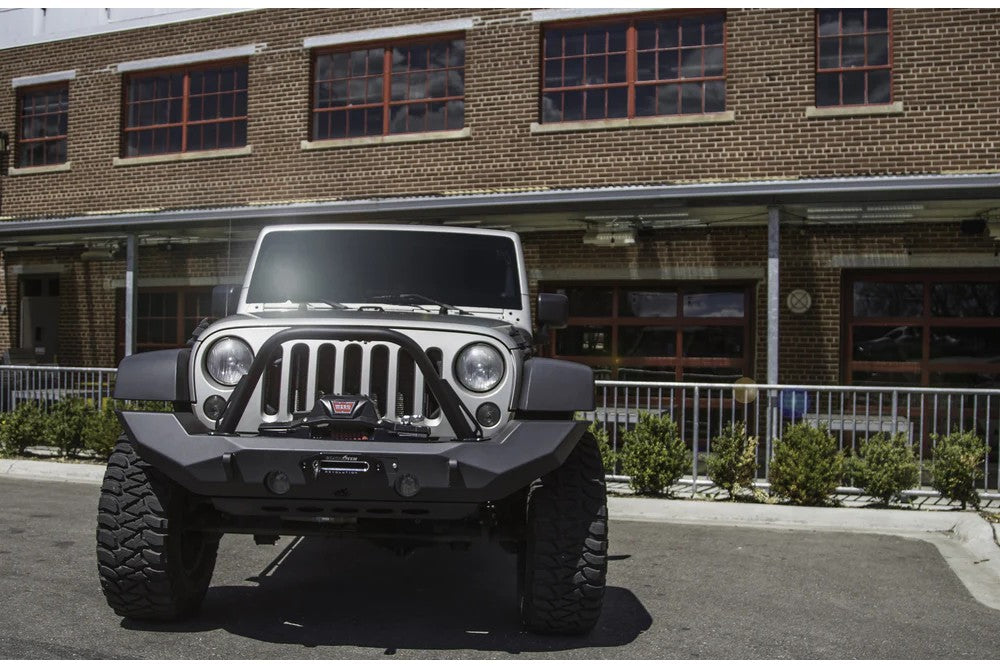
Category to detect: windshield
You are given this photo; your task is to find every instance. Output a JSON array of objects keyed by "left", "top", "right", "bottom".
[{"left": 246, "top": 229, "right": 522, "bottom": 310}]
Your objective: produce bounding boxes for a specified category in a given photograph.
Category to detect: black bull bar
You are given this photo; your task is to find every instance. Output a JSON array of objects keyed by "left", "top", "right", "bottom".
[{"left": 215, "top": 326, "right": 477, "bottom": 439}]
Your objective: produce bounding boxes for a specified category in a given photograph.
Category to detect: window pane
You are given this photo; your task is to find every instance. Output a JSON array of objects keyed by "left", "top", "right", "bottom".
[
  {"left": 607, "top": 87, "right": 627, "bottom": 118},
  {"left": 449, "top": 39, "right": 465, "bottom": 66},
  {"left": 683, "top": 291, "right": 744, "bottom": 317},
  {"left": 867, "top": 33, "right": 888, "bottom": 66},
  {"left": 608, "top": 54, "right": 626, "bottom": 83},
  {"left": 658, "top": 50, "right": 679, "bottom": 80},
  {"left": 683, "top": 326, "right": 744, "bottom": 357},
  {"left": 852, "top": 281, "right": 923, "bottom": 317},
  {"left": 684, "top": 367, "right": 744, "bottom": 383},
  {"left": 564, "top": 57, "right": 583, "bottom": 86},
  {"left": 931, "top": 282, "right": 1000, "bottom": 317},
  {"left": 705, "top": 81, "right": 725, "bottom": 112},
  {"left": 544, "top": 59, "right": 562, "bottom": 87},
  {"left": 929, "top": 328, "right": 1000, "bottom": 362},
  {"left": 584, "top": 89, "right": 605, "bottom": 119},
  {"left": 868, "top": 69, "right": 890, "bottom": 104},
  {"left": 929, "top": 372, "right": 1000, "bottom": 389},
  {"left": 658, "top": 19, "right": 679, "bottom": 48},
  {"left": 619, "top": 326, "right": 677, "bottom": 357},
  {"left": 619, "top": 366, "right": 677, "bottom": 382},
  {"left": 562, "top": 287, "right": 613, "bottom": 316},
  {"left": 635, "top": 85, "right": 656, "bottom": 116},
  {"left": 680, "top": 82, "right": 702, "bottom": 114},
  {"left": 819, "top": 37, "right": 840, "bottom": 69},
  {"left": 816, "top": 72, "right": 839, "bottom": 106},
  {"left": 843, "top": 9, "right": 865, "bottom": 33},
  {"left": 868, "top": 9, "right": 889, "bottom": 31},
  {"left": 842, "top": 70, "right": 865, "bottom": 104},
  {"left": 542, "top": 92, "right": 562, "bottom": 122},
  {"left": 556, "top": 326, "right": 612, "bottom": 356},
  {"left": 704, "top": 46, "right": 724, "bottom": 76},
  {"left": 853, "top": 325, "right": 922, "bottom": 361},
  {"left": 842, "top": 35, "right": 865, "bottom": 67},
  {"left": 620, "top": 290, "right": 677, "bottom": 317},
  {"left": 427, "top": 101, "right": 446, "bottom": 131},
  {"left": 445, "top": 100, "right": 463, "bottom": 129},
  {"left": 564, "top": 90, "right": 583, "bottom": 121},
  {"left": 818, "top": 9, "right": 840, "bottom": 37},
  {"left": 681, "top": 48, "right": 702, "bottom": 77},
  {"left": 637, "top": 22, "right": 656, "bottom": 50},
  {"left": 585, "top": 27, "right": 606, "bottom": 54},
  {"left": 637, "top": 52, "right": 656, "bottom": 81},
  {"left": 585, "top": 55, "right": 605, "bottom": 85},
  {"left": 565, "top": 30, "right": 584, "bottom": 56},
  {"left": 656, "top": 84, "right": 679, "bottom": 115},
  {"left": 853, "top": 370, "right": 921, "bottom": 387},
  {"left": 545, "top": 29, "right": 563, "bottom": 57},
  {"left": 704, "top": 17, "right": 724, "bottom": 45},
  {"left": 681, "top": 18, "right": 702, "bottom": 46}
]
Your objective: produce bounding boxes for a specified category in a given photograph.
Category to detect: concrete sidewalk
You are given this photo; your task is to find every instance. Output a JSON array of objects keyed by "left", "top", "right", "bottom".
[{"left": 3, "top": 456, "right": 999, "bottom": 610}]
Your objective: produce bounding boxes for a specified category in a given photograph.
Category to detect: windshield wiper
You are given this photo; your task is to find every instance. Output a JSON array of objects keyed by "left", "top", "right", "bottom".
[
  {"left": 368, "top": 293, "right": 471, "bottom": 316},
  {"left": 301, "top": 299, "right": 348, "bottom": 310}
]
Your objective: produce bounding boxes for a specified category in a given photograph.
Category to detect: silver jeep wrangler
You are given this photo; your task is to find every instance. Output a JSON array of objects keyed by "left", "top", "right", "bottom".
[{"left": 97, "top": 224, "right": 607, "bottom": 634}]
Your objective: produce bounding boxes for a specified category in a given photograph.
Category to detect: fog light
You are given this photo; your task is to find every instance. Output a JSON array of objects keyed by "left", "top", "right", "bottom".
[
  {"left": 204, "top": 394, "right": 227, "bottom": 420},
  {"left": 475, "top": 402, "right": 502, "bottom": 427},
  {"left": 265, "top": 470, "right": 291, "bottom": 495},
  {"left": 395, "top": 473, "right": 420, "bottom": 498}
]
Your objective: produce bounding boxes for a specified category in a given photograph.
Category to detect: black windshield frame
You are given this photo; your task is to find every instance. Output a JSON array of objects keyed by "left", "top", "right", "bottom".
[{"left": 246, "top": 229, "right": 523, "bottom": 310}]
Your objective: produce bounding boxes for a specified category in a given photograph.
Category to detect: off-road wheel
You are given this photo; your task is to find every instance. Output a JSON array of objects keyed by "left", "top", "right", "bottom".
[
  {"left": 520, "top": 431, "right": 608, "bottom": 634},
  {"left": 96, "top": 436, "right": 218, "bottom": 620}
]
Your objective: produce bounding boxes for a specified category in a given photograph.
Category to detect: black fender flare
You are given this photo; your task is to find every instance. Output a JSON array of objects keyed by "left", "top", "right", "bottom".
[{"left": 114, "top": 348, "right": 191, "bottom": 402}]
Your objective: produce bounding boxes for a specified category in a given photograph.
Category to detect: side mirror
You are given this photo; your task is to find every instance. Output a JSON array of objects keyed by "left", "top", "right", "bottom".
[
  {"left": 537, "top": 293, "right": 569, "bottom": 330},
  {"left": 212, "top": 284, "right": 240, "bottom": 319}
]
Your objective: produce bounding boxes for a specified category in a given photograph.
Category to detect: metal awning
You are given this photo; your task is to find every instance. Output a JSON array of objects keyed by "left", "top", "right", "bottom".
[{"left": 0, "top": 173, "right": 998, "bottom": 241}]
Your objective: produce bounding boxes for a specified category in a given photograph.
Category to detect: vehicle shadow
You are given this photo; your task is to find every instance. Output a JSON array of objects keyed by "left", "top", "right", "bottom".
[{"left": 123, "top": 536, "right": 651, "bottom": 654}]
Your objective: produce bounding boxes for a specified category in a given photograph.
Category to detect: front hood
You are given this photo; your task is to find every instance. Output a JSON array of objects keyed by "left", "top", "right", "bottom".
[{"left": 199, "top": 309, "right": 533, "bottom": 350}]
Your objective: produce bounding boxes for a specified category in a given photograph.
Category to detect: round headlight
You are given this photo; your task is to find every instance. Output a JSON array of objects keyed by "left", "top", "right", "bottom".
[
  {"left": 454, "top": 343, "right": 505, "bottom": 393},
  {"left": 205, "top": 336, "right": 254, "bottom": 386}
]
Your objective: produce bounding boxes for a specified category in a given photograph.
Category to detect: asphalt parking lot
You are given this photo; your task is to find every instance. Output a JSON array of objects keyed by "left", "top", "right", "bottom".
[{"left": 1, "top": 476, "right": 999, "bottom": 659}]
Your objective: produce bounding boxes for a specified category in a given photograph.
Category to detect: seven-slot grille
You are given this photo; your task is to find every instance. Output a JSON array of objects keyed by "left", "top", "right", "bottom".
[{"left": 260, "top": 341, "right": 444, "bottom": 422}]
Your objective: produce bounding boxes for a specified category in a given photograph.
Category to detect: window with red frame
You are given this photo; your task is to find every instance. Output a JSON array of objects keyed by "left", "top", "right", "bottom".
[
  {"left": 122, "top": 61, "right": 248, "bottom": 157},
  {"left": 816, "top": 9, "right": 891, "bottom": 107},
  {"left": 312, "top": 37, "right": 465, "bottom": 139},
  {"left": 18, "top": 84, "right": 68, "bottom": 167},
  {"left": 115, "top": 287, "right": 213, "bottom": 360},
  {"left": 541, "top": 14, "right": 725, "bottom": 123}
]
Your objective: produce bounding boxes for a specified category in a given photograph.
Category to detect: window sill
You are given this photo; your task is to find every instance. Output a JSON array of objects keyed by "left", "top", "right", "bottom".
[
  {"left": 7, "top": 162, "right": 71, "bottom": 176},
  {"left": 530, "top": 111, "right": 735, "bottom": 134},
  {"left": 805, "top": 102, "right": 903, "bottom": 118},
  {"left": 300, "top": 127, "right": 471, "bottom": 150},
  {"left": 112, "top": 145, "right": 252, "bottom": 167}
]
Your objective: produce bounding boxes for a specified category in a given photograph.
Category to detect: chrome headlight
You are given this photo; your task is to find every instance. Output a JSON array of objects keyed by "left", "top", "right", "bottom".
[
  {"left": 205, "top": 336, "right": 254, "bottom": 386},
  {"left": 454, "top": 343, "right": 505, "bottom": 393}
]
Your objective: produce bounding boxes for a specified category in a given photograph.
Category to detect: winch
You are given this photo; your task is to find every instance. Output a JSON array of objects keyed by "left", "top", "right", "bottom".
[{"left": 257, "top": 394, "right": 431, "bottom": 440}]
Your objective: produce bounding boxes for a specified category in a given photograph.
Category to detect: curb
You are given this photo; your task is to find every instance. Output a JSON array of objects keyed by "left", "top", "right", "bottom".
[
  {"left": 0, "top": 458, "right": 106, "bottom": 484},
  {"left": 2, "top": 458, "right": 998, "bottom": 610}
]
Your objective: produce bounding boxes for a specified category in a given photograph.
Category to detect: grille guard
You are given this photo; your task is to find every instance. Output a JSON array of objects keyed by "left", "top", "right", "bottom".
[{"left": 215, "top": 326, "right": 480, "bottom": 440}]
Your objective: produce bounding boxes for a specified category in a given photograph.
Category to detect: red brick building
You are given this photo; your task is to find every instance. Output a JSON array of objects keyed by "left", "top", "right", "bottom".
[{"left": 0, "top": 8, "right": 998, "bottom": 389}]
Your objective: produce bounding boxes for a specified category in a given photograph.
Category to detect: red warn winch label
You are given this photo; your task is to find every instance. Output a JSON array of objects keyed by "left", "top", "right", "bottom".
[{"left": 331, "top": 400, "right": 356, "bottom": 415}]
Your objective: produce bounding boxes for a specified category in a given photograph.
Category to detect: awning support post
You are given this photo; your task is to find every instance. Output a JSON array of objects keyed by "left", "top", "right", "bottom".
[
  {"left": 124, "top": 234, "right": 137, "bottom": 357},
  {"left": 766, "top": 206, "right": 780, "bottom": 464}
]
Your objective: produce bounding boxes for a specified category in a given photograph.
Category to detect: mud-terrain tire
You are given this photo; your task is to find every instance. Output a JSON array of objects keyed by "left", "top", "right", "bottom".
[
  {"left": 96, "top": 436, "right": 218, "bottom": 620},
  {"left": 520, "top": 431, "right": 608, "bottom": 634}
]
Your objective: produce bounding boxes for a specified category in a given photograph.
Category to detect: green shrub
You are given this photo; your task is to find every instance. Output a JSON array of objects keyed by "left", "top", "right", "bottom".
[
  {"left": 620, "top": 411, "right": 690, "bottom": 496},
  {"left": 848, "top": 433, "right": 920, "bottom": 506},
  {"left": 768, "top": 422, "right": 845, "bottom": 506},
  {"left": 81, "top": 399, "right": 122, "bottom": 460},
  {"left": 43, "top": 398, "right": 90, "bottom": 457},
  {"left": 588, "top": 420, "right": 616, "bottom": 474},
  {"left": 0, "top": 401, "right": 45, "bottom": 456},
  {"left": 930, "top": 430, "right": 987, "bottom": 510},
  {"left": 706, "top": 422, "right": 758, "bottom": 498}
]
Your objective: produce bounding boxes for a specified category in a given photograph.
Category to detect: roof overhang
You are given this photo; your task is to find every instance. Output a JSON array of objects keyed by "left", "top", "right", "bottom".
[{"left": 1, "top": 173, "right": 998, "bottom": 242}]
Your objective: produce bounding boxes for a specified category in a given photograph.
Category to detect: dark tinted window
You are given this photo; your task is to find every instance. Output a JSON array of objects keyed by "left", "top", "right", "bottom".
[{"left": 247, "top": 230, "right": 522, "bottom": 310}]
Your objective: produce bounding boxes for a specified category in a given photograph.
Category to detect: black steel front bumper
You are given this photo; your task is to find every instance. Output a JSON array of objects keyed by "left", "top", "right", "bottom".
[{"left": 119, "top": 411, "right": 587, "bottom": 517}]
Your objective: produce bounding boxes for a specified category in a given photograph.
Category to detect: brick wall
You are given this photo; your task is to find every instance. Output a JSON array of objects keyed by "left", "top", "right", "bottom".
[{"left": 0, "top": 8, "right": 997, "bottom": 220}]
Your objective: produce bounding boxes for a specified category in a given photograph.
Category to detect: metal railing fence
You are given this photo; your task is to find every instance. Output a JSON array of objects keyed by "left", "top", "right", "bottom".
[
  {"left": 0, "top": 365, "right": 117, "bottom": 412},
  {"left": 2, "top": 366, "right": 998, "bottom": 496},
  {"left": 591, "top": 380, "right": 1000, "bottom": 496}
]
